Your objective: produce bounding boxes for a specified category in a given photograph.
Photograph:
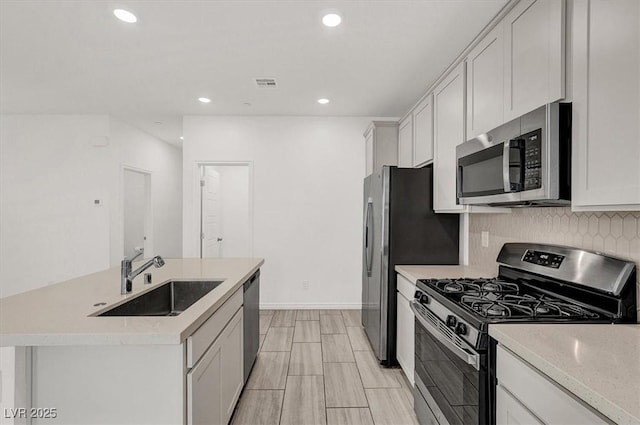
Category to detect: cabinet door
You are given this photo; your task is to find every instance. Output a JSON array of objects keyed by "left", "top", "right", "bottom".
[
  {"left": 398, "top": 115, "right": 413, "bottom": 167},
  {"left": 503, "top": 0, "right": 565, "bottom": 120},
  {"left": 365, "top": 128, "right": 374, "bottom": 176},
  {"left": 433, "top": 62, "right": 467, "bottom": 213},
  {"left": 187, "top": 337, "right": 222, "bottom": 425},
  {"left": 496, "top": 385, "right": 544, "bottom": 425},
  {"left": 466, "top": 25, "right": 504, "bottom": 138},
  {"left": 220, "top": 309, "right": 244, "bottom": 425},
  {"left": 413, "top": 94, "right": 434, "bottom": 167},
  {"left": 572, "top": 0, "right": 640, "bottom": 209},
  {"left": 396, "top": 291, "right": 414, "bottom": 386}
]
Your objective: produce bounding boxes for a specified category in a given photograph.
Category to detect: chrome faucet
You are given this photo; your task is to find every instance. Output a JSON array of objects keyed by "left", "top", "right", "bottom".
[{"left": 121, "top": 252, "right": 165, "bottom": 294}]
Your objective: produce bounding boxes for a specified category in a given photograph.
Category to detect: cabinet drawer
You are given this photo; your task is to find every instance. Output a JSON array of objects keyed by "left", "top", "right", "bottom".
[
  {"left": 187, "top": 287, "right": 242, "bottom": 368},
  {"left": 397, "top": 274, "right": 416, "bottom": 301},
  {"left": 497, "top": 345, "right": 611, "bottom": 424}
]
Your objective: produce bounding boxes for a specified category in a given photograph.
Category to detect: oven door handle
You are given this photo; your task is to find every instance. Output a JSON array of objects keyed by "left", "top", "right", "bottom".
[{"left": 410, "top": 301, "right": 480, "bottom": 371}]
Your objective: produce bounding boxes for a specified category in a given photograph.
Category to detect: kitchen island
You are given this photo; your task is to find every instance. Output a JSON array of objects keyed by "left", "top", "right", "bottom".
[{"left": 0, "top": 257, "right": 264, "bottom": 425}]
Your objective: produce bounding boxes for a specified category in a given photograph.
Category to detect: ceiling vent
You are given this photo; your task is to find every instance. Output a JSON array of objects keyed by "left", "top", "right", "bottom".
[{"left": 255, "top": 78, "right": 277, "bottom": 89}]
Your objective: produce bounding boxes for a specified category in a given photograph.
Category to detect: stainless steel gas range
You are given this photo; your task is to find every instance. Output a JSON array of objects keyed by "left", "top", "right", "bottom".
[{"left": 411, "top": 243, "right": 637, "bottom": 425}]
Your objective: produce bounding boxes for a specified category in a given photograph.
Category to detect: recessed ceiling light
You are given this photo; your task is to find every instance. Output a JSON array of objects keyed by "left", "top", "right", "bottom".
[
  {"left": 198, "top": 97, "right": 211, "bottom": 103},
  {"left": 318, "top": 98, "right": 330, "bottom": 104},
  {"left": 322, "top": 13, "right": 342, "bottom": 27},
  {"left": 180, "top": 136, "right": 184, "bottom": 140},
  {"left": 113, "top": 9, "right": 137, "bottom": 23}
]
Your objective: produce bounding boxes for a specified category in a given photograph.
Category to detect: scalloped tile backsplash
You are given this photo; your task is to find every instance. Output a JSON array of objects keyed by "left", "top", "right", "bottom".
[{"left": 469, "top": 208, "right": 640, "bottom": 319}]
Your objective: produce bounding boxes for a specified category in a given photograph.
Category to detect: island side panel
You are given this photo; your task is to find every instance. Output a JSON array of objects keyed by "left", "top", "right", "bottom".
[{"left": 32, "top": 344, "right": 185, "bottom": 425}]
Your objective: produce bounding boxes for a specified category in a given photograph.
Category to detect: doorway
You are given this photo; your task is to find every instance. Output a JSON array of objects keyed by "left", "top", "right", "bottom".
[
  {"left": 123, "top": 167, "right": 151, "bottom": 259},
  {"left": 199, "top": 163, "right": 252, "bottom": 258}
]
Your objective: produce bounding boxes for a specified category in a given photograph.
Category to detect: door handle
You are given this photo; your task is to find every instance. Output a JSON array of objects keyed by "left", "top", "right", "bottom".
[
  {"left": 366, "top": 200, "right": 373, "bottom": 277},
  {"left": 217, "top": 237, "right": 223, "bottom": 242},
  {"left": 503, "top": 138, "right": 525, "bottom": 193}
]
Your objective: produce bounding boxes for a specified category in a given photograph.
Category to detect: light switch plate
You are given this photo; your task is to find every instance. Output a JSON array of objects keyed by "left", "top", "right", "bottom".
[{"left": 481, "top": 231, "right": 490, "bottom": 248}]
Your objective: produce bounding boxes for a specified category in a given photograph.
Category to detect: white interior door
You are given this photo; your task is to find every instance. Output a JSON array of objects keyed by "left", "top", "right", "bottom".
[
  {"left": 201, "top": 167, "right": 223, "bottom": 258},
  {"left": 123, "top": 169, "right": 150, "bottom": 258}
]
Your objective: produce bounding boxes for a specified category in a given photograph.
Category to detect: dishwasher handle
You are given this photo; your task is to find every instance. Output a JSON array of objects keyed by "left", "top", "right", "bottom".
[{"left": 244, "top": 270, "right": 260, "bottom": 291}]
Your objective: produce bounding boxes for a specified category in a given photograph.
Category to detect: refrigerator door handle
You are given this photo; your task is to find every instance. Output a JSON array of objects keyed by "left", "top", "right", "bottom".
[{"left": 365, "top": 198, "right": 373, "bottom": 277}]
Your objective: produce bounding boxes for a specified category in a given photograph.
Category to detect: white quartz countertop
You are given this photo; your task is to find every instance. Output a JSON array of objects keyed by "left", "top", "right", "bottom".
[
  {"left": 395, "top": 264, "right": 496, "bottom": 284},
  {"left": 489, "top": 323, "right": 640, "bottom": 425},
  {"left": 0, "top": 258, "right": 264, "bottom": 346}
]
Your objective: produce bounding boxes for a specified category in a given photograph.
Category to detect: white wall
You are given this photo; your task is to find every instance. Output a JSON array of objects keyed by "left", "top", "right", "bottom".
[
  {"left": 0, "top": 115, "right": 115, "bottom": 297},
  {"left": 0, "top": 115, "right": 182, "bottom": 298},
  {"left": 183, "top": 116, "right": 374, "bottom": 308},
  {"left": 0, "top": 115, "right": 183, "bottom": 412}
]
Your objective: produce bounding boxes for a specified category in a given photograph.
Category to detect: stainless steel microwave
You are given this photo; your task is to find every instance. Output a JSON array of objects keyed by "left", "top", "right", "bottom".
[{"left": 456, "top": 102, "right": 571, "bottom": 207}]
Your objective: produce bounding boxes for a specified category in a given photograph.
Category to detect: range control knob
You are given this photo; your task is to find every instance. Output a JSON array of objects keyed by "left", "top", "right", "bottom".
[
  {"left": 446, "top": 315, "right": 457, "bottom": 327},
  {"left": 419, "top": 293, "right": 429, "bottom": 305},
  {"left": 414, "top": 290, "right": 422, "bottom": 300},
  {"left": 455, "top": 322, "right": 468, "bottom": 336}
]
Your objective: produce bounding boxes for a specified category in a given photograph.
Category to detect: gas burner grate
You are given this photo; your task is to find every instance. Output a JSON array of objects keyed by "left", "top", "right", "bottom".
[
  {"left": 421, "top": 277, "right": 519, "bottom": 296},
  {"left": 460, "top": 293, "right": 600, "bottom": 319}
]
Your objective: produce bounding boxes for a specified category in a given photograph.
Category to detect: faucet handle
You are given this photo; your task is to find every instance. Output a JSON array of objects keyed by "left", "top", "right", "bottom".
[{"left": 125, "top": 249, "right": 144, "bottom": 262}]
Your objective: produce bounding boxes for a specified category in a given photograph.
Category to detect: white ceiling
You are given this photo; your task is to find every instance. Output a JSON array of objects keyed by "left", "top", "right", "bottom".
[{"left": 0, "top": 0, "right": 507, "bottom": 145}]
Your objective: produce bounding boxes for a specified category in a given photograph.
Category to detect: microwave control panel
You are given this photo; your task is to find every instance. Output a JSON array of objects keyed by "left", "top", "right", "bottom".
[{"left": 523, "top": 129, "right": 542, "bottom": 190}]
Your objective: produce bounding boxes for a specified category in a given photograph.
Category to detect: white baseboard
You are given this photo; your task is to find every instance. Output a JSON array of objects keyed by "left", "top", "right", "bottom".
[{"left": 260, "top": 303, "right": 361, "bottom": 310}]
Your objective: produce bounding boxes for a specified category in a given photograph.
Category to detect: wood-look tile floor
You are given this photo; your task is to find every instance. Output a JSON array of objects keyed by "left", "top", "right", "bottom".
[{"left": 232, "top": 309, "right": 418, "bottom": 425}]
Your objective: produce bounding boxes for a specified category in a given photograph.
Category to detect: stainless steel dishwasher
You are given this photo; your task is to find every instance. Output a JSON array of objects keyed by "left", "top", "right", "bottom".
[{"left": 243, "top": 270, "right": 260, "bottom": 384}]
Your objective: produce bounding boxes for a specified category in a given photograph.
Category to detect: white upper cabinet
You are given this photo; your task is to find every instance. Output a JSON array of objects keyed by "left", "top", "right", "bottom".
[
  {"left": 365, "top": 129, "right": 374, "bottom": 176},
  {"left": 412, "top": 94, "right": 434, "bottom": 167},
  {"left": 503, "top": 0, "right": 565, "bottom": 120},
  {"left": 398, "top": 115, "right": 413, "bottom": 167},
  {"left": 571, "top": 0, "right": 640, "bottom": 210},
  {"left": 434, "top": 62, "right": 466, "bottom": 213},
  {"left": 466, "top": 25, "right": 504, "bottom": 139},
  {"left": 364, "top": 121, "right": 399, "bottom": 176}
]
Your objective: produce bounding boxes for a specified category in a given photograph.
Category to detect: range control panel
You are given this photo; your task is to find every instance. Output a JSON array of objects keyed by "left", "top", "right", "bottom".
[{"left": 522, "top": 249, "right": 565, "bottom": 269}]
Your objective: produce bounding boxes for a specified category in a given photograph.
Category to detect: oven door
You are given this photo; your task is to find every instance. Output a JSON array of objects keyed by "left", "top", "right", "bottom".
[
  {"left": 411, "top": 301, "right": 487, "bottom": 425},
  {"left": 457, "top": 139, "right": 525, "bottom": 205}
]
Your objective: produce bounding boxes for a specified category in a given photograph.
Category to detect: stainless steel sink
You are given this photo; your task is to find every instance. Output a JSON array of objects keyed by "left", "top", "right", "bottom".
[{"left": 98, "top": 280, "right": 224, "bottom": 317}]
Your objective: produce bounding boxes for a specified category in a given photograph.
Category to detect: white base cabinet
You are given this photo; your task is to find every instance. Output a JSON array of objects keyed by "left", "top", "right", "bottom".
[
  {"left": 496, "top": 345, "right": 611, "bottom": 425},
  {"left": 395, "top": 274, "right": 415, "bottom": 386},
  {"left": 219, "top": 309, "right": 244, "bottom": 424},
  {"left": 188, "top": 308, "right": 243, "bottom": 425},
  {"left": 496, "top": 385, "right": 544, "bottom": 425}
]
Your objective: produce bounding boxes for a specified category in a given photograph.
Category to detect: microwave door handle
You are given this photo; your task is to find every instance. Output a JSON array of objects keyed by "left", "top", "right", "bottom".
[{"left": 503, "top": 140, "right": 512, "bottom": 193}]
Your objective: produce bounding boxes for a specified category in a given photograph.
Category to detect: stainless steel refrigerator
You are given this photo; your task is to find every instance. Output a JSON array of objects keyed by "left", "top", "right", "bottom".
[{"left": 362, "top": 165, "right": 459, "bottom": 366}]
